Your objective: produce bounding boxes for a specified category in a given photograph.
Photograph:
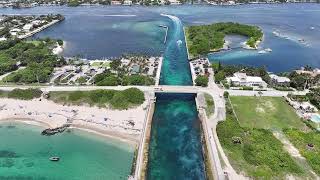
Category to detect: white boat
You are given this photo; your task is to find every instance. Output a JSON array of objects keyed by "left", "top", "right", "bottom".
[
  {"left": 258, "top": 50, "right": 267, "bottom": 54},
  {"left": 310, "top": 27, "right": 315, "bottom": 30},
  {"left": 272, "top": 31, "right": 280, "bottom": 37},
  {"left": 49, "top": 157, "right": 60, "bottom": 161},
  {"left": 265, "top": 48, "right": 272, "bottom": 52}
]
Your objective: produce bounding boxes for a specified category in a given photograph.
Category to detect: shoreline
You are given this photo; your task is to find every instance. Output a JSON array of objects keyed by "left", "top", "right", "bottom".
[
  {"left": 0, "top": 117, "right": 138, "bottom": 146},
  {"left": 0, "top": 97, "right": 149, "bottom": 146}
]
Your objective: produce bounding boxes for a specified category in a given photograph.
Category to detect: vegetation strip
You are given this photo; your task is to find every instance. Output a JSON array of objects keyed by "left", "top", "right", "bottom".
[
  {"left": 47, "top": 88, "right": 145, "bottom": 110},
  {"left": 284, "top": 129, "right": 320, "bottom": 175},
  {"left": 0, "top": 88, "right": 42, "bottom": 100}
]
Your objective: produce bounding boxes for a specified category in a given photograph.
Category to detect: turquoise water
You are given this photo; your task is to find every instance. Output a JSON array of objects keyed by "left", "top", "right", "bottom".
[
  {"left": 147, "top": 94, "right": 205, "bottom": 180},
  {"left": 147, "top": 14, "right": 205, "bottom": 179},
  {"left": 159, "top": 15, "right": 192, "bottom": 85},
  {"left": 311, "top": 114, "right": 320, "bottom": 123},
  {"left": 0, "top": 122, "right": 134, "bottom": 180}
]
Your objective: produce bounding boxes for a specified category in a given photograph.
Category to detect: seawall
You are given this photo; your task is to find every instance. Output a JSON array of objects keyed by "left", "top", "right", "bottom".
[{"left": 132, "top": 92, "right": 156, "bottom": 180}]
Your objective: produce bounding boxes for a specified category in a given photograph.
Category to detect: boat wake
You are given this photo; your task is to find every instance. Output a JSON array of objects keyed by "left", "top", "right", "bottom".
[
  {"left": 93, "top": 14, "right": 136, "bottom": 17},
  {"left": 272, "top": 30, "right": 310, "bottom": 47}
]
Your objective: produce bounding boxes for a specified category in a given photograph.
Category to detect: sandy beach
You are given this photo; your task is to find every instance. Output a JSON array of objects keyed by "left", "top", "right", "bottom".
[{"left": 0, "top": 96, "right": 149, "bottom": 145}]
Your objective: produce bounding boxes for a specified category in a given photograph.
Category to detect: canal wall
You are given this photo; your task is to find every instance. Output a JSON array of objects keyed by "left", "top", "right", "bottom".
[
  {"left": 183, "top": 27, "right": 191, "bottom": 60},
  {"left": 155, "top": 57, "right": 163, "bottom": 86},
  {"left": 133, "top": 92, "right": 156, "bottom": 180},
  {"left": 195, "top": 93, "right": 223, "bottom": 180}
]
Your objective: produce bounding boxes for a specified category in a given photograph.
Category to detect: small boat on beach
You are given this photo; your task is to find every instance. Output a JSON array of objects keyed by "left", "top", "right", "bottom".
[{"left": 49, "top": 157, "right": 60, "bottom": 161}]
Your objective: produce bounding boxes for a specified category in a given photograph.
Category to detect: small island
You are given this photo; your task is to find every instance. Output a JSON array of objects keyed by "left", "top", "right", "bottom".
[{"left": 185, "top": 22, "right": 263, "bottom": 59}]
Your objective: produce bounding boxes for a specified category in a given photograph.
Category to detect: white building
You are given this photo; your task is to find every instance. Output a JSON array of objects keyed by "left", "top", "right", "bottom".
[
  {"left": 10, "top": 28, "right": 21, "bottom": 36},
  {"left": 23, "top": 24, "right": 33, "bottom": 31},
  {"left": 227, "top": 72, "right": 267, "bottom": 87},
  {"left": 269, "top": 74, "right": 290, "bottom": 86},
  {"left": 123, "top": 0, "right": 132, "bottom": 5}
]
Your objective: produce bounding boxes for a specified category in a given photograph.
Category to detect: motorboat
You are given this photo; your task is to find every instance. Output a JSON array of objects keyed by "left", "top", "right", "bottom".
[
  {"left": 265, "top": 48, "right": 272, "bottom": 52},
  {"left": 49, "top": 157, "right": 60, "bottom": 161}
]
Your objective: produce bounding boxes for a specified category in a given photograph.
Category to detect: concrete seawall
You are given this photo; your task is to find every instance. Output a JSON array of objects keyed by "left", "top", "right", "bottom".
[
  {"left": 183, "top": 27, "right": 191, "bottom": 60},
  {"left": 18, "top": 19, "right": 63, "bottom": 39},
  {"left": 196, "top": 93, "right": 224, "bottom": 180},
  {"left": 132, "top": 92, "right": 156, "bottom": 180}
]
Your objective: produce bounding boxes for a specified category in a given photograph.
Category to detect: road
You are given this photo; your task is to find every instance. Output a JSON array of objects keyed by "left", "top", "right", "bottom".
[{"left": 0, "top": 85, "right": 305, "bottom": 97}]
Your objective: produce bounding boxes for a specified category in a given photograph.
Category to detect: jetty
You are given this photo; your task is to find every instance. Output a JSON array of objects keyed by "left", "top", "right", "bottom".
[
  {"left": 159, "top": 25, "right": 169, "bottom": 44},
  {"left": 41, "top": 118, "right": 74, "bottom": 136},
  {"left": 41, "top": 124, "right": 70, "bottom": 136}
]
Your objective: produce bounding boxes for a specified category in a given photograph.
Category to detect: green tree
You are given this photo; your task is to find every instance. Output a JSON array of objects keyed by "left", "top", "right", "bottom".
[
  {"left": 195, "top": 75, "right": 209, "bottom": 87},
  {"left": 214, "top": 71, "right": 226, "bottom": 83}
]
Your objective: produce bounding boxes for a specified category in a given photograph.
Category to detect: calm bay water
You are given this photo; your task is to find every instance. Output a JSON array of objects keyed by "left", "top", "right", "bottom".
[
  {"left": 1, "top": 4, "right": 320, "bottom": 71},
  {"left": 0, "top": 122, "right": 134, "bottom": 180}
]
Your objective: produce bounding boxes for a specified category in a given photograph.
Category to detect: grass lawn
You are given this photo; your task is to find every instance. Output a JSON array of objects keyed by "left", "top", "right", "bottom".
[
  {"left": 26, "top": 40, "right": 42, "bottom": 47},
  {"left": 102, "top": 62, "right": 110, "bottom": 68},
  {"left": 230, "top": 96, "right": 304, "bottom": 130},
  {"left": 91, "top": 62, "right": 103, "bottom": 67}
]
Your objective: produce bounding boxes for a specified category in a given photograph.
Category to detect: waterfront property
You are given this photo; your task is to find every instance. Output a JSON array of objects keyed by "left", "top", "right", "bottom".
[
  {"left": 226, "top": 72, "right": 267, "bottom": 88},
  {"left": 269, "top": 74, "right": 291, "bottom": 87},
  {"left": 51, "top": 56, "right": 162, "bottom": 86},
  {"left": 0, "top": 14, "right": 64, "bottom": 40}
]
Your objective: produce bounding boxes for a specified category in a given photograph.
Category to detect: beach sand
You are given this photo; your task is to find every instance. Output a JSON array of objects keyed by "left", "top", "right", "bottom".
[{"left": 0, "top": 96, "right": 149, "bottom": 145}]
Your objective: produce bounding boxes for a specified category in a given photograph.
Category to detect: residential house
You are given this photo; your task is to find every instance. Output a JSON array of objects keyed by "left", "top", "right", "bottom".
[
  {"left": 227, "top": 72, "right": 267, "bottom": 87},
  {"left": 269, "top": 74, "right": 290, "bottom": 86}
]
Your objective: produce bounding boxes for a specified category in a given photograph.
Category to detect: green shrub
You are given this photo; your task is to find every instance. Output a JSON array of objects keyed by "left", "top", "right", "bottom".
[
  {"left": 223, "top": 91, "right": 229, "bottom": 98},
  {"left": 7, "top": 88, "right": 42, "bottom": 100},
  {"left": 122, "top": 88, "right": 145, "bottom": 104},
  {"left": 48, "top": 88, "right": 145, "bottom": 110},
  {"left": 195, "top": 75, "right": 208, "bottom": 87},
  {"left": 241, "top": 86, "right": 253, "bottom": 90},
  {"left": 110, "top": 92, "right": 130, "bottom": 109}
]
